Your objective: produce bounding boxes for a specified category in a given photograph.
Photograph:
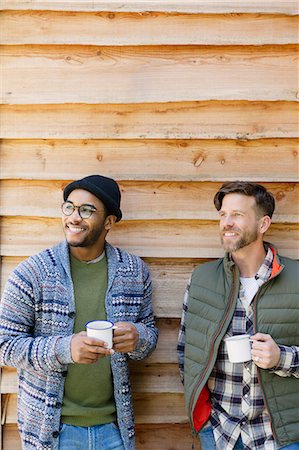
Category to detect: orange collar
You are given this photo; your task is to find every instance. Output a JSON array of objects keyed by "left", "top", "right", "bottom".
[{"left": 269, "top": 246, "right": 282, "bottom": 279}]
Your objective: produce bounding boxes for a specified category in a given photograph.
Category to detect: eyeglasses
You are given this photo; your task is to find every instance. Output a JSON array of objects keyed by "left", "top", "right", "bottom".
[{"left": 61, "top": 201, "right": 97, "bottom": 219}]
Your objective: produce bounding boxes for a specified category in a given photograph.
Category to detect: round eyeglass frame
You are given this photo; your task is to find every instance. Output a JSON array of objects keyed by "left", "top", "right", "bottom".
[{"left": 61, "top": 201, "right": 97, "bottom": 219}]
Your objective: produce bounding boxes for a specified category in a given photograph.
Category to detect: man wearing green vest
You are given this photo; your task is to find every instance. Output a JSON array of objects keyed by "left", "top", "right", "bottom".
[
  {"left": 0, "top": 175, "right": 158, "bottom": 450},
  {"left": 178, "top": 181, "right": 298, "bottom": 450}
]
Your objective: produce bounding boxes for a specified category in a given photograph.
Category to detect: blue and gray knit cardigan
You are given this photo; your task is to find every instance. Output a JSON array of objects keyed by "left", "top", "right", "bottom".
[{"left": 0, "top": 240, "right": 158, "bottom": 450}]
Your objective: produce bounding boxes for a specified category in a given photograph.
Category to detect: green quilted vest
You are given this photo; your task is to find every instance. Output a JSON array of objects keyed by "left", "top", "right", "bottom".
[{"left": 184, "top": 244, "right": 299, "bottom": 447}]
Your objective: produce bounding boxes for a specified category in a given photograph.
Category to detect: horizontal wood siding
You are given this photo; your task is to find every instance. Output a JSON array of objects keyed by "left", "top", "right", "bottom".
[
  {"left": 1, "top": 0, "right": 298, "bottom": 14},
  {"left": 1, "top": 102, "right": 299, "bottom": 139},
  {"left": 0, "top": 3, "right": 298, "bottom": 449},
  {"left": 1, "top": 217, "right": 298, "bottom": 258},
  {"left": 1, "top": 140, "right": 298, "bottom": 181},
  {"left": 2, "top": 45, "right": 298, "bottom": 104},
  {"left": 1, "top": 12, "right": 298, "bottom": 46},
  {"left": 1, "top": 180, "right": 298, "bottom": 220}
]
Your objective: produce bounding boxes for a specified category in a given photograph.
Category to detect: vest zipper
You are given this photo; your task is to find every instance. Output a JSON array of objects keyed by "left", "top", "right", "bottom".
[
  {"left": 252, "top": 265, "right": 283, "bottom": 444},
  {"left": 188, "top": 266, "right": 238, "bottom": 430}
]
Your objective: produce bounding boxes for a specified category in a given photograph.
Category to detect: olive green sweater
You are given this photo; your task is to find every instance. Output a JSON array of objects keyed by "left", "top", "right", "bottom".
[{"left": 61, "top": 254, "right": 116, "bottom": 426}]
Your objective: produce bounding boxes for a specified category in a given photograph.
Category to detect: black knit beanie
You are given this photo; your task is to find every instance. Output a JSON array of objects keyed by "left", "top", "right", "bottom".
[{"left": 63, "top": 175, "right": 122, "bottom": 222}]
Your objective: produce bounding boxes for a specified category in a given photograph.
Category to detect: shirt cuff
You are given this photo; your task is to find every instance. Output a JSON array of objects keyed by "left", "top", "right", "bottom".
[
  {"left": 272, "top": 345, "right": 294, "bottom": 374},
  {"left": 55, "top": 335, "right": 74, "bottom": 366}
]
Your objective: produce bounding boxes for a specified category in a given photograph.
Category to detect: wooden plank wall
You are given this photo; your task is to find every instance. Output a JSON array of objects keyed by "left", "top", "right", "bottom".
[{"left": 0, "top": 2, "right": 298, "bottom": 449}]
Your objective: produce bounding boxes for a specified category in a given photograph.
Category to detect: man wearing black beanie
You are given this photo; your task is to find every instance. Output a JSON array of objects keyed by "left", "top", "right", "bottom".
[{"left": 0, "top": 174, "right": 158, "bottom": 450}]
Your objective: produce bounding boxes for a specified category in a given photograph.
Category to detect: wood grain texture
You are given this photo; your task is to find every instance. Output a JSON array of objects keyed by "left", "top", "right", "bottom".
[
  {"left": 2, "top": 424, "right": 22, "bottom": 450},
  {"left": 1, "top": 0, "right": 298, "bottom": 14},
  {"left": 0, "top": 257, "right": 22, "bottom": 297},
  {"left": 2, "top": 11, "right": 298, "bottom": 46},
  {"left": 2, "top": 45, "right": 298, "bottom": 104},
  {"left": 1, "top": 180, "right": 298, "bottom": 221},
  {"left": 136, "top": 424, "right": 199, "bottom": 450},
  {"left": 1, "top": 368, "right": 18, "bottom": 394},
  {"left": 1, "top": 217, "right": 298, "bottom": 258},
  {"left": 1, "top": 102, "right": 298, "bottom": 139},
  {"left": 134, "top": 393, "right": 187, "bottom": 423},
  {"left": 2, "top": 395, "right": 16, "bottom": 424},
  {"left": 1, "top": 139, "right": 298, "bottom": 181}
]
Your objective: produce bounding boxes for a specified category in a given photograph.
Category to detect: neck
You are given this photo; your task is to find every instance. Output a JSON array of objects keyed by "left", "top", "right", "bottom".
[
  {"left": 69, "top": 243, "right": 105, "bottom": 262},
  {"left": 231, "top": 241, "right": 266, "bottom": 277}
]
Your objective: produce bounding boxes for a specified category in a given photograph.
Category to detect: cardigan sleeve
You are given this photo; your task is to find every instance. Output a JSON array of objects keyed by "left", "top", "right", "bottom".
[
  {"left": 0, "top": 259, "right": 73, "bottom": 373},
  {"left": 127, "top": 260, "right": 158, "bottom": 360}
]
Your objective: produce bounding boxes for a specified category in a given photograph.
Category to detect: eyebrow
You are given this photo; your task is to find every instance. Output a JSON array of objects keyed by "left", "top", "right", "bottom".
[
  {"left": 66, "top": 201, "right": 97, "bottom": 209},
  {"left": 219, "top": 209, "right": 245, "bottom": 214},
  {"left": 81, "top": 203, "right": 97, "bottom": 209}
]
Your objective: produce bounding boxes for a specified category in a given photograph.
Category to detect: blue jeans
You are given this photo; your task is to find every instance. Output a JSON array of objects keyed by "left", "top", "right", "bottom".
[
  {"left": 58, "top": 423, "right": 125, "bottom": 450},
  {"left": 280, "top": 445, "right": 299, "bottom": 450},
  {"left": 199, "top": 426, "right": 244, "bottom": 450},
  {"left": 199, "top": 425, "right": 299, "bottom": 450}
]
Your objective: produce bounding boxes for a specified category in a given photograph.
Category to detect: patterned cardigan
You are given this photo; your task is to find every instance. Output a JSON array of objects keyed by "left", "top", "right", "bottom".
[{"left": 0, "top": 240, "right": 158, "bottom": 450}]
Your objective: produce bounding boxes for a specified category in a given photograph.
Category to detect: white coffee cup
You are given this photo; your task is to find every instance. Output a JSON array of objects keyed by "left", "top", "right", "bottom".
[
  {"left": 224, "top": 334, "right": 251, "bottom": 363},
  {"left": 86, "top": 320, "right": 116, "bottom": 349}
]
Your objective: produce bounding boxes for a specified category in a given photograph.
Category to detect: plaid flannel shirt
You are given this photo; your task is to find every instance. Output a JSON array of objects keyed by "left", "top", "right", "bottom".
[{"left": 179, "top": 248, "right": 299, "bottom": 450}]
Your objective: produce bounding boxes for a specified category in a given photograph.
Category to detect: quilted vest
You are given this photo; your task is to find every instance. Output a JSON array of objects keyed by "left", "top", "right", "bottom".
[{"left": 184, "top": 244, "right": 299, "bottom": 447}]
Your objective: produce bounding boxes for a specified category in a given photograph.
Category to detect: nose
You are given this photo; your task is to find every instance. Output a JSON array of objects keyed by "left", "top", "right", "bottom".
[
  {"left": 69, "top": 207, "right": 82, "bottom": 222},
  {"left": 221, "top": 215, "right": 234, "bottom": 228}
]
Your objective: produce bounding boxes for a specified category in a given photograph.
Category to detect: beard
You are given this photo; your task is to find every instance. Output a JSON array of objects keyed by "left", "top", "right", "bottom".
[
  {"left": 221, "top": 226, "right": 258, "bottom": 253},
  {"left": 66, "top": 224, "right": 105, "bottom": 248}
]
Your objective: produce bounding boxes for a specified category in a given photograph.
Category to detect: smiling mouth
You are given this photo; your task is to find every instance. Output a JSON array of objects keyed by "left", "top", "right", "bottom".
[
  {"left": 66, "top": 225, "right": 86, "bottom": 234},
  {"left": 222, "top": 231, "right": 239, "bottom": 238}
]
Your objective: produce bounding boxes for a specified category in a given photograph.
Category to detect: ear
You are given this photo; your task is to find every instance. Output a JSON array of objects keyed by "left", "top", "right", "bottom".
[
  {"left": 259, "top": 215, "right": 271, "bottom": 234},
  {"left": 104, "top": 215, "right": 117, "bottom": 231}
]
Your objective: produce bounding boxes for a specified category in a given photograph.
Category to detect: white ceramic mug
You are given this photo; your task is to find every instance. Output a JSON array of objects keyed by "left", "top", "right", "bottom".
[
  {"left": 86, "top": 320, "right": 116, "bottom": 349},
  {"left": 224, "top": 334, "right": 251, "bottom": 363}
]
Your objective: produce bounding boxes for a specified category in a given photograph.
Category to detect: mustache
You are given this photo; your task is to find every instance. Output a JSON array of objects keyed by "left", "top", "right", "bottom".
[{"left": 221, "top": 228, "right": 240, "bottom": 233}]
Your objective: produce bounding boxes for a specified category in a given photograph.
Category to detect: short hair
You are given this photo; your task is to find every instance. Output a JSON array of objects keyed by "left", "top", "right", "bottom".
[{"left": 214, "top": 181, "right": 275, "bottom": 218}]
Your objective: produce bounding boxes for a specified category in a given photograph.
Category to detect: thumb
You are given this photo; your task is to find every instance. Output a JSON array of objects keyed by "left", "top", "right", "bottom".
[{"left": 77, "top": 331, "right": 87, "bottom": 336}]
